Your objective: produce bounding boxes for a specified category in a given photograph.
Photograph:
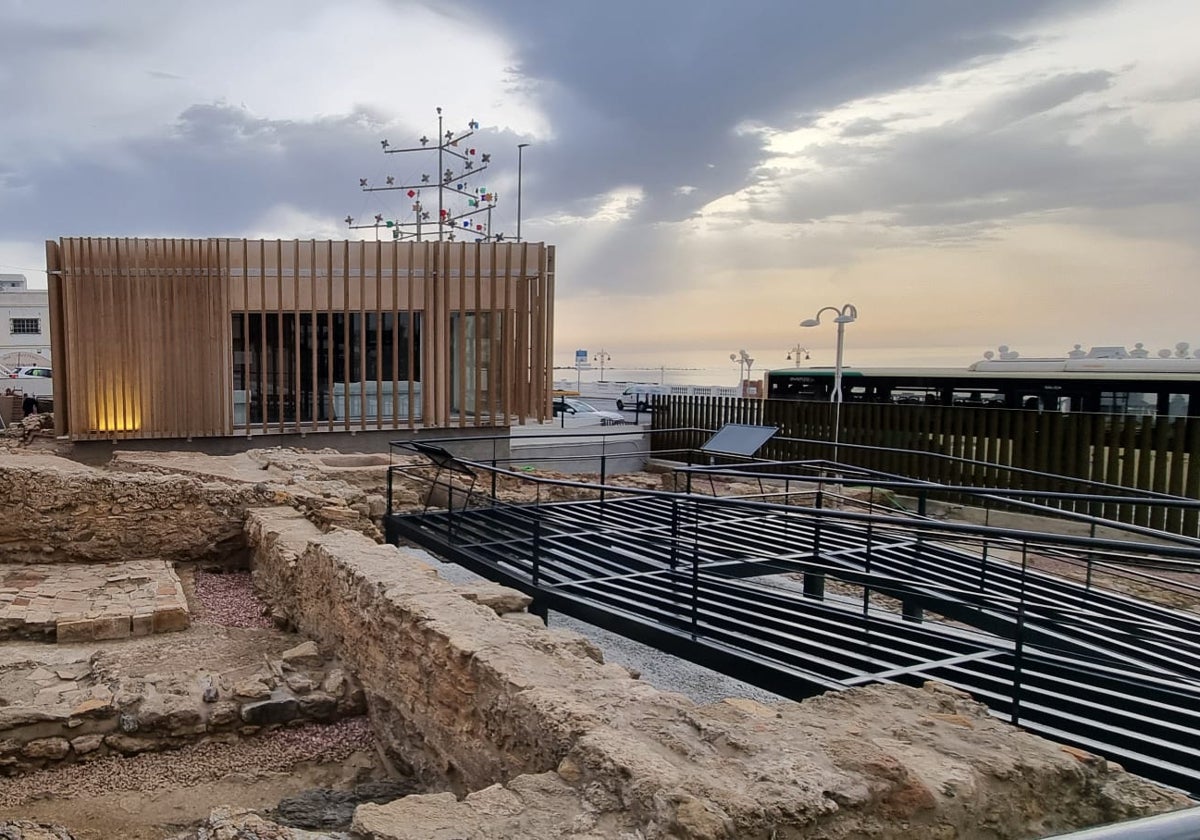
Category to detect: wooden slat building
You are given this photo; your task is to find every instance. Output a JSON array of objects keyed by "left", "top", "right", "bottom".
[{"left": 45, "top": 238, "right": 555, "bottom": 441}]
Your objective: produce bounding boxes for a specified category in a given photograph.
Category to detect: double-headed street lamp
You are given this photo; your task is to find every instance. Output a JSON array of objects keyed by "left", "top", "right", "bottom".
[
  {"left": 800, "top": 303, "right": 858, "bottom": 448},
  {"left": 730, "top": 349, "right": 754, "bottom": 392},
  {"left": 593, "top": 348, "right": 612, "bottom": 380}
]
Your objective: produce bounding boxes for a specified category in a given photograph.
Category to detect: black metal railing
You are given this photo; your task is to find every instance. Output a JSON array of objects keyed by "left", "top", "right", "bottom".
[{"left": 384, "top": 432, "right": 1200, "bottom": 795}]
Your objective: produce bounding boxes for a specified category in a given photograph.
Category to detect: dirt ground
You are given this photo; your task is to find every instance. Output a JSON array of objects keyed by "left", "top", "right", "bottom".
[{"left": 0, "top": 744, "right": 384, "bottom": 839}]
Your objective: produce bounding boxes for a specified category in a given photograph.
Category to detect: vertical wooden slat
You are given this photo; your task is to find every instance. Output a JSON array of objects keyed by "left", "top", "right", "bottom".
[
  {"left": 312, "top": 240, "right": 321, "bottom": 429},
  {"left": 45, "top": 240, "right": 69, "bottom": 436},
  {"left": 407, "top": 242, "right": 416, "bottom": 428},
  {"left": 275, "top": 238, "right": 284, "bottom": 434},
  {"left": 390, "top": 241, "right": 399, "bottom": 428},
  {"left": 374, "top": 239, "right": 383, "bottom": 429},
  {"left": 292, "top": 239, "right": 301, "bottom": 433},
  {"left": 256, "top": 240, "right": 267, "bottom": 435},
  {"left": 325, "top": 240, "right": 335, "bottom": 433},
  {"left": 98, "top": 238, "right": 113, "bottom": 438},
  {"left": 542, "top": 245, "right": 555, "bottom": 423},
  {"left": 457, "top": 241, "right": 467, "bottom": 428},
  {"left": 473, "top": 242, "right": 482, "bottom": 426},
  {"left": 342, "top": 241, "right": 351, "bottom": 432},
  {"left": 501, "top": 243, "right": 512, "bottom": 427}
]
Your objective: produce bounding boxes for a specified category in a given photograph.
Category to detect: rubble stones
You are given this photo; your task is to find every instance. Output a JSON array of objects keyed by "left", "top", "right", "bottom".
[
  {"left": 240, "top": 696, "right": 299, "bottom": 726},
  {"left": 20, "top": 738, "right": 69, "bottom": 760},
  {"left": 0, "top": 646, "right": 366, "bottom": 774},
  {"left": 281, "top": 640, "right": 322, "bottom": 666},
  {"left": 0, "top": 821, "right": 77, "bottom": 840},
  {"left": 272, "top": 780, "right": 417, "bottom": 831},
  {"left": 296, "top": 692, "right": 338, "bottom": 722}
]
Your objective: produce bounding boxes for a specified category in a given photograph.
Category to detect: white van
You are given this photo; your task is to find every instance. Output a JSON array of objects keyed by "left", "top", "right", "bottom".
[{"left": 616, "top": 384, "right": 669, "bottom": 412}]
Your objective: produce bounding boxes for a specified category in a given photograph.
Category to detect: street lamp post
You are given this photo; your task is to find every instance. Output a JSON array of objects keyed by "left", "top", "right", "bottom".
[
  {"left": 516, "top": 143, "right": 530, "bottom": 243},
  {"left": 593, "top": 348, "right": 612, "bottom": 381},
  {"left": 800, "top": 304, "right": 858, "bottom": 450},
  {"left": 729, "top": 349, "right": 754, "bottom": 394},
  {"left": 786, "top": 344, "right": 810, "bottom": 364}
]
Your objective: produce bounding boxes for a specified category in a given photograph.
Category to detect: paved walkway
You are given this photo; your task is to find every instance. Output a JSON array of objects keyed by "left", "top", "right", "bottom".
[{"left": 0, "top": 561, "right": 189, "bottom": 643}]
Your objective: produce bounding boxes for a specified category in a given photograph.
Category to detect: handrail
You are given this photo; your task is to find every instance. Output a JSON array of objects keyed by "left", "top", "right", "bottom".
[
  {"left": 390, "top": 453, "right": 1200, "bottom": 565},
  {"left": 1040, "top": 807, "right": 1200, "bottom": 839}
]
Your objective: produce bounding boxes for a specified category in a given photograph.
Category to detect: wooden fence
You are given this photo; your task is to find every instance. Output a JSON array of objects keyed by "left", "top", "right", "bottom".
[{"left": 651, "top": 396, "right": 1200, "bottom": 537}]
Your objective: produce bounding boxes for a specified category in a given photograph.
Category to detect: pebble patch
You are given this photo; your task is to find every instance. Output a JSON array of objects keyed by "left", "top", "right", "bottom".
[{"left": 192, "top": 571, "right": 273, "bottom": 629}]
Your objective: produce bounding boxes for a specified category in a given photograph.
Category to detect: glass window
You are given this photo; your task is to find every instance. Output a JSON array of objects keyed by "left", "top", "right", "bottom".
[{"left": 9, "top": 318, "right": 39, "bottom": 335}]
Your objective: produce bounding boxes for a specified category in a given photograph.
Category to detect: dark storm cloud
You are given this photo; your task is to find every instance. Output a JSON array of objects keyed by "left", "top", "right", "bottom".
[
  {"left": 435, "top": 0, "right": 1085, "bottom": 225},
  {"left": 0, "top": 104, "right": 406, "bottom": 237}
]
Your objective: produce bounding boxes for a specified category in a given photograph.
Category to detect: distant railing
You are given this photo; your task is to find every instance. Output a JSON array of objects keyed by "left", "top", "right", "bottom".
[{"left": 651, "top": 397, "right": 1200, "bottom": 536}]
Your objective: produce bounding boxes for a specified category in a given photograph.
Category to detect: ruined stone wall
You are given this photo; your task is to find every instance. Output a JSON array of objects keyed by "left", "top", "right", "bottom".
[
  {"left": 246, "top": 507, "right": 1190, "bottom": 840},
  {"left": 0, "top": 455, "right": 278, "bottom": 564}
]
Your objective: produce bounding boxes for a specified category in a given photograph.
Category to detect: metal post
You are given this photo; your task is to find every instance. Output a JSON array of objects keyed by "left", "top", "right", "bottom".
[
  {"left": 690, "top": 533, "right": 699, "bottom": 637},
  {"left": 690, "top": 498, "right": 700, "bottom": 636},
  {"left": 516, "top": 143, "right": 529, "bottom": 242},
  {"left": 805, "top": 490, "right": 825, "bottom": 598},
  {"left": 1085, "top": 521, "right": 1096, "bottom": 595},
  {"left": 833, "top": 317, "right": 844, "bottom": 452},
  {"left": 437, "top": 108, "right": 444, "bottom": 242},
  {"left": 1012, "top": 543, "right": 1029, "bottom": 725},
  {"left": 491, "top": 438, "right": 498, "bottom": 505},
  {"left": 445, "top": 482, "right": 453, "bottom": 543},
  {"left": 385, "top": 466, "right": 395, "bottom": 544},
  {"left": 532, "top": 517, "right": 541, "bottom": 587},
  {"left": 670, "top": 497, "right": 680, "bottom": 619}
]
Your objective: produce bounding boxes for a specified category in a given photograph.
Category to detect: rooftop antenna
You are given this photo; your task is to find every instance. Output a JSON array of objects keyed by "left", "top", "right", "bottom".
[{"left": 348, "top": 108, "right": 501, "bottom": 243}]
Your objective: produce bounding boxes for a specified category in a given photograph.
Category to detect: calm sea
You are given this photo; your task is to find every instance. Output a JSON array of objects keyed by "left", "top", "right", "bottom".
[{"left": 555, "top": 343, "right": 995, "bottom": 389}]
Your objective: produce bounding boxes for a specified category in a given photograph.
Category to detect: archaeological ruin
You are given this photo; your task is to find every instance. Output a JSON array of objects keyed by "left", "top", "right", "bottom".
[{"left": 0, "top": 436, "right": 1196, "bottom": 838}]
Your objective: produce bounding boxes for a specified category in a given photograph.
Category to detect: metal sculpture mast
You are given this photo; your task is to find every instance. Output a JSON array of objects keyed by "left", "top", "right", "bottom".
[{"left": 346, "top": 107, "right": 502, "bottom": 243}]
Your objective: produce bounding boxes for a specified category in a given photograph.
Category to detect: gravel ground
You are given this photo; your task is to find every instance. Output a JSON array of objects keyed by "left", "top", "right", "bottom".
[
  {"left": 428, "top": 555, "right": 788, "bottom": 705},
  {"left": 192, "top": 570, "right": 274, "bottom": 629},
  {"left": 0, "top": 717, "right": 375, "bottom": 808}
]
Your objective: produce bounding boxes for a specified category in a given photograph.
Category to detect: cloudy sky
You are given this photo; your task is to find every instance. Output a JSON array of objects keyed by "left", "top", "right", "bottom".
[{"left": 2, "top": 0, "right": 1198, "bottom": 370}]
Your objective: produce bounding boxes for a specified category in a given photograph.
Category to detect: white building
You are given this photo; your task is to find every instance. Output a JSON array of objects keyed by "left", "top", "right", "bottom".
[{"left": 0, "top": 274, "right": 51, "bottom": 369}]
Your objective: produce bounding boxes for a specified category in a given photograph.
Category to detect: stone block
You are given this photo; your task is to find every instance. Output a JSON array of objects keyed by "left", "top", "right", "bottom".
[
  {"left": 240, "top": 696, "right": 299, "bottom": 726},
  {"left": 207, "top": 701, "right": 240, "bottom": 728},
  {"left": 285, "top": 674, "right": 315, "bottom": 694},
  {"left": 297, "top": 692, "right": 338, "bottom": 722},
  {"left": 130, "top": 612, "right": 154, "bottom": 637},
  {"left": 70, "top": 734, "right": 104, "bottom": 756},
  {"left": 320, "top": 669, "right": 345, "bottom": 696},
  {"left": 280, "top": 640, "right": 322, "bottom": 666},
  {"left": 232, "top": 677, "right": 272, "bottom": 699},
  {"left": 91, "top": 614, "right": 131, "bottom": 641},
  {"left": 55, "top": 618, "right": 95, "bottom": 644},
  {"left": 69, "top": 697, "right": 114, "bottom": 719},
  {"left": 22, "top": 737, "right": 70, "bottom": 760},
  {"left": 104, "top": 733, "right": 159, "bottom": 754},
  {"left": 152, "top": 606, "right": 189, "bottom": 633}
]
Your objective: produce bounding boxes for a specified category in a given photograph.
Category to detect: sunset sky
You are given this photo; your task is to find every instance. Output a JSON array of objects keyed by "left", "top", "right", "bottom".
[{"left": 2, "top": 0, "right": 1198, "bottom": 370}]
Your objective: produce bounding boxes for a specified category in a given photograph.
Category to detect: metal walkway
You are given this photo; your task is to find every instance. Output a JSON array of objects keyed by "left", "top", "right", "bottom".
[{"left": 386, "top": 458, "right": 1200, "bottom": 795}]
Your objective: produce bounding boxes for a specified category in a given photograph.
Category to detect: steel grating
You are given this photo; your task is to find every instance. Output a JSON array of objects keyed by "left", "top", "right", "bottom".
[{"left": 387, "top": 490, "right": 1200, "bottom": 794}]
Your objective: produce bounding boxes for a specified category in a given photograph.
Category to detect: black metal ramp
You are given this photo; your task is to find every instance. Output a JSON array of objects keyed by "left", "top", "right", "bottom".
[{"left": 386, "top": 493, "right": 1200, "bottom": 795}]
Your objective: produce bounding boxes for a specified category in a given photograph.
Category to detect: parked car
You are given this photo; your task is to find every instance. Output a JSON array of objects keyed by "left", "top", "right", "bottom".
[
  {"left": 5, "top": 366, "right": 53, "bottom": 398},
  {"left": 616, "top": 384, "right": 669, "bottom": 412},
  {"left": 553, "top": 397, "right": 625, "bottom": 426}
]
